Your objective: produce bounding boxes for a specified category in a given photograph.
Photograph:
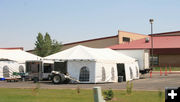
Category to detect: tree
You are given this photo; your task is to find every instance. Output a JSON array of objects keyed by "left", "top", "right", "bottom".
[
  {"left": 35, "top": 33, "right": 45, "bottom": 57},
  {"left": 44, "top": 33, "right": 52, "bottom": 56},
  {"left": 34, "top": 32, "right": 62, "bottom": 57},
  {"left": 51, "top": 40, "right": 62, "bottom": 55}
]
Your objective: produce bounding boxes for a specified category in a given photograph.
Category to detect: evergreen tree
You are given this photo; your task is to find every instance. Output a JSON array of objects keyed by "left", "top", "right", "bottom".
[
  {"left": 44, "top": 33, "right": 52, "bottom": 56},
  {"left": 35, "top": 33, "right": 45, "bottom": 57},
  {"left": 51, "top": 40, "right": 62, "bottom": 54},
  {"left": 34, "top": 32, "right": 62, "bottom": 57}
]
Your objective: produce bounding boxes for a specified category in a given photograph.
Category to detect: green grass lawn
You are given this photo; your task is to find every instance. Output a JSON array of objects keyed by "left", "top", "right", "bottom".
[
  {"left": 153, "top": 67, "right": 180, "bottom": 71},
  {"left": 0, "top": 88, "right": 165, "bottom": 102}
]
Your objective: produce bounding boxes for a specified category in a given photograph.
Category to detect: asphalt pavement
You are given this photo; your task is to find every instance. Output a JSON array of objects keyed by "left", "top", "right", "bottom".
[{"left": 0, "top": 73, "right": 179, "bottom": 91}]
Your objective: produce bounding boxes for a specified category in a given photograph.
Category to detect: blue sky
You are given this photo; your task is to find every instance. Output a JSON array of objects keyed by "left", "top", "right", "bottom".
[{"left": 0, "top": 0, "right": 180, "bottom": 50}]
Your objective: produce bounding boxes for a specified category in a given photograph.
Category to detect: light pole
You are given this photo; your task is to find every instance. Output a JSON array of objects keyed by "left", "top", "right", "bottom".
[{"left": 149, "top": 19, "right": 154, "bottom": 70}]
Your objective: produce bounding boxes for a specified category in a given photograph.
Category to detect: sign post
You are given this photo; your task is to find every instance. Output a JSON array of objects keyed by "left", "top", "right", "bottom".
[{"left": 93, "top": 87, "right": 105, "bottom": 102}]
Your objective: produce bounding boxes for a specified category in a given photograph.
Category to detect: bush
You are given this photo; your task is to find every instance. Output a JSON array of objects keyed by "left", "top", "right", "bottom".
[
  {"left": 32, "top": 82, "right": 40, "bottom": 96},
  {"left": 76, "top": 85, "right": 80, "bottom": 94},
  {"left": 103, "top": 89, "right": 114, "bottom": 101},
  {"left": 126, "top": 81, "right": 133, "bottom": 95},
  {"left": 158, "top": 89, "right": 163, "bottom": 102}
]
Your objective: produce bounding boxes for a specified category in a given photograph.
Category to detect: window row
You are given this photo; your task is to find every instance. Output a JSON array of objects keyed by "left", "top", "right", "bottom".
[
  {"left": 2, "top": 65, "right": 24, "bottom": 78},
  {"left": 129, "top": 66, "right": 139, "bottom": 79},
  {"left": 79, "top": 66, "right": 115, "bottom": 82}
]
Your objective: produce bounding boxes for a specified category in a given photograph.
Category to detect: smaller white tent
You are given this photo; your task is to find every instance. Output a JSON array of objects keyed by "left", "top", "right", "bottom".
[
  {"left": 0, "top": 49, "right": 41, "bottom": 63},
  {"left": 0, "top": 59, "right": 20, "bottom": 78},
  {"left": 45, "top": 45, "right": 140, "bottom": 83},
  {"left": 0, "top": 49, "right": 42, "bottom": 75}
]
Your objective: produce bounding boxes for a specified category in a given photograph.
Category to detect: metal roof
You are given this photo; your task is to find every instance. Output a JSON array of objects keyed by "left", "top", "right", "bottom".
[
  {"left": 0, "top": 47, "right": 23, "bottom": 50},
  {"left": 109, "top": 36, "right": 180, "bottom": 50}
]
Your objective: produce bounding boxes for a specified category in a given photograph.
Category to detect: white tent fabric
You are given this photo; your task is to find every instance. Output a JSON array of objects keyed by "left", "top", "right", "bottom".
[
  {"left": 0, "top": 49, "right": 42, "bottom": 63},
  {"left": 124, "top": 61, "right": 139, "bottom": 81},
  {"left": 44, "top": 45, "right": 136, "bottom": 63},
  {"left": 0, "top": 49, "right": 41, "bottom": 76},
  {"left": 0, "top": 60, "right": 19, "bottom": 78},
  {"left": 45, "top": 45, "right": 139, "bottom": 83}
]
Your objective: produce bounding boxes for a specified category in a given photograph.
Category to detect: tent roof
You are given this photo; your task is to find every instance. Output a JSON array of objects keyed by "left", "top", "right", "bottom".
[
  {"left": 0, "top": 58, "right": 15, "bottom": 61},
  {"left": 0, "top": 49, "right": 41, "bottom": 63},
  {"left": 44, "top": 45, "right": 136, "bottom": 63}
]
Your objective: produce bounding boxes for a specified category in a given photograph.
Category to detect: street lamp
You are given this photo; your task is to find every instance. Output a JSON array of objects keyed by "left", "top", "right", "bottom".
[{"left": 149, "top": 19, "right": 154, "bottom": 70}]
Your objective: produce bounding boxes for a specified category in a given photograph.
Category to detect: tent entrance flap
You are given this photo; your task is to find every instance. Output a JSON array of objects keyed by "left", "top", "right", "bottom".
[
  {"left": 54, "top": 61, "right": 67, "bottom": 74},
  {"left": 26, "top": 61, "right": 42, "bottom": 80},
  {"left": 117, "top": 63, "right": 126, "bottom": 81}
]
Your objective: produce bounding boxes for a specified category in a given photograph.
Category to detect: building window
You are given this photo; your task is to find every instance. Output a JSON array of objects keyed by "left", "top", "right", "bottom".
[
  {"left": 3, "top": 66, "right": 10, "bottom": 77},
  {"left": 102, "top": 67, "right": 106, "bottom": 81},
  {"left": 136, "top": 66, "right": 139, "bottom": 77},
  {"left": 79, "top": 66, "right": 89, "bottom": 82},
  {"left": 150, "top": 55, "right": 159, "bottom": 66},
  {"left": 129, "top": 67, "right": 133, "bottom": 79},
  {"left": 123, "top": 37, "right": 130, "bottom": 42},
  {"left": 19, "top": 65, "right": 24, "bottom": 73},
  {"left": 111, "top": 67, "right": 115, "bottom": 81}
]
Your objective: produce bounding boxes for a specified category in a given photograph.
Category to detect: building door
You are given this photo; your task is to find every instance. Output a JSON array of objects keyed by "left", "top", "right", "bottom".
[{"left": 117, "top": 63, "right": 126, "bottom": 81}]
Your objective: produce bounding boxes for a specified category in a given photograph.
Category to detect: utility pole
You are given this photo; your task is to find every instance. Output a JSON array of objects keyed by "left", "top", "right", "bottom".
[{"left": 149, "top": 19, "right": 154, "bottom": 70}]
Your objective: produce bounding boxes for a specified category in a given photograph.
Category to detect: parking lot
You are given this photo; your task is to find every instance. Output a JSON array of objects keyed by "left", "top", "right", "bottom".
[{"left": 0, "top": 73, "right": 180, "bottom": 90}]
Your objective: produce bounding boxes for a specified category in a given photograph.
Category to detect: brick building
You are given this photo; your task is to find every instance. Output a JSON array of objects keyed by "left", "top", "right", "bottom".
[
  {"left": 26, "top": 30, "right": 180, "bottom": 67},
  {"left": 61, "top": 30, "right": 148, "bottom": 50},
  {"left": 109, "top": 31, "right": 180, "bottom": 67}
]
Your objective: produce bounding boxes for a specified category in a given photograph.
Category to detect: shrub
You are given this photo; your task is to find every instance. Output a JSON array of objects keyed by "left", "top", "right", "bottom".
[
  {"left": 158, "top": 89, "right": 163, "bottom": 102},
  {"left": 103, "top": 89, "right": 114, "bottom": 101},
  {"left": 32, "top": 82, "right": 40, "bottom": 96},
  {"left": 77, "top": 85, "right": 80, "bottom": 94},
  {"left": 126, "top": 81, "right": 133, "bottom": 95}
]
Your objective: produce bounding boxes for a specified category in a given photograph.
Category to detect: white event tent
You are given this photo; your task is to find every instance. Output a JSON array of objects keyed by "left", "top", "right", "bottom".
[
  {"left": 44, "top": 45, "right": 139, "bottom": 83},
  {"left": 0, "top": 49, "right": 41, "bottom": 78}
]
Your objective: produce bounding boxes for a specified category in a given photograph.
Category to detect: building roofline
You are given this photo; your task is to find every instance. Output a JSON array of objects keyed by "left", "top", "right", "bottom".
[
  {"left": 63, "top": 35, "right": 118, "bottom": 46},
  {"left": 111, "top": 47, "right": 180, "bottom": 50},
  {"left": 149, "top": 30, "right": 180, "bottom": 36},
  {"left": 111, "top": 48, "right": 149, "bottom": 50},
  {"left": 0, "top": 47, "right": 24, "bottom": 50},
  {"left": 63, "top": 30, "right": 147, "bottom": 46}
]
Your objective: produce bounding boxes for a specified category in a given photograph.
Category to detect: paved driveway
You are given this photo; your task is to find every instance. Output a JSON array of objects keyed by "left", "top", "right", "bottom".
[{"left": 0, "top": 74, "right": 179, "bottom": 90}]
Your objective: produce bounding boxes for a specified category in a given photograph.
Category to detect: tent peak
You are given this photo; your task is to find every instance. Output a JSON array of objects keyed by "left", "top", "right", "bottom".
[{"left": 45, "top": 45, "right": 136, "bottom": 63}]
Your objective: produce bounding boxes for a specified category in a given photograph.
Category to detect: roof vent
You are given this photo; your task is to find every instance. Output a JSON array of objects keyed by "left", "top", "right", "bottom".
[{"left": 145, "top": 37, "right": 149, "bottom": 43}]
